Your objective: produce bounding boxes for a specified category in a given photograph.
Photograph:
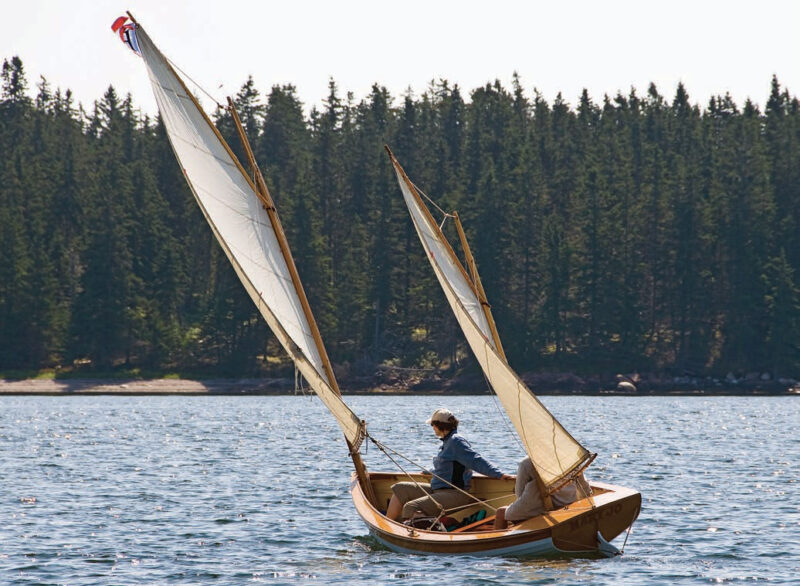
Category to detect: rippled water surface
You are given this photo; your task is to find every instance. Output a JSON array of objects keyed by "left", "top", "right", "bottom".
[{"left": 0, "top": 395, "right": 797, "bottom": 584}]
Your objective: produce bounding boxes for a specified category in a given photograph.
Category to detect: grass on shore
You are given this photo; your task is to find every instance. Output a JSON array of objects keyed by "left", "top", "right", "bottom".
[{"left": 0, "top": 368, "right": 193, "bottom": 381}]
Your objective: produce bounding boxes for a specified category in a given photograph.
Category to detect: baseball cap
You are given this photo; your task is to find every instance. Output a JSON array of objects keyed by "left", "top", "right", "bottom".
[{"left": 426, "top": 408, "right": 455, "bottom": 424}]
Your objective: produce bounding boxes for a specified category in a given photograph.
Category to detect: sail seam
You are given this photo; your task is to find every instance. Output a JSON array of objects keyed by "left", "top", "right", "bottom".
[{"left": 192, "top": 184, "right": 283, "bottom": 231}]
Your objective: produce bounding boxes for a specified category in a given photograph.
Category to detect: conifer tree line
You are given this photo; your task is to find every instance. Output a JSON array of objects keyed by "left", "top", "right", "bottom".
[{"left": 1, "top": 55, "right": 799, "bottom": 379}]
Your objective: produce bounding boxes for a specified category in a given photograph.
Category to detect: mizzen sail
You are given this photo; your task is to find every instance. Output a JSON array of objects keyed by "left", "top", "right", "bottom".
[
  {"left": 388, "top": 150, "right": 592, "bottom": 489},
  {"left": 130, "top": 22, "right": 363, "bottom": 447}
]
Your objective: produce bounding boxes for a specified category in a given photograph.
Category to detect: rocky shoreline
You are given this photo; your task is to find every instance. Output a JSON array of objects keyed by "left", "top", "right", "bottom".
[{"left": 1, "top": 371, "right": 798, "bottom": 396}]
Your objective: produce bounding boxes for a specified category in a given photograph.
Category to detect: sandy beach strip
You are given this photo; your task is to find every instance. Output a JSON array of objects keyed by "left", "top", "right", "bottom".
[{"left": 0, "top": 378, "right": 296, "bottom": 395}]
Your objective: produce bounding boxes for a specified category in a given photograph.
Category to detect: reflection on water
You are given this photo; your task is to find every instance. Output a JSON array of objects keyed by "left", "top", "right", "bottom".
[{"left": 0, "top": 395, "right": 797, "bottom": 585}]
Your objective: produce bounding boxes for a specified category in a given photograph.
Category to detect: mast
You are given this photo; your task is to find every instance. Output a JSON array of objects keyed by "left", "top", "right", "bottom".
[
  {"left": 384, "top": 148, "right": 470, "bottom": 288},
  {"left": 227, "top": 99, "right": 340, "bottom": 396},
  {"left": 227, "top": 100, "right": 377, "bottom": 506},
  {"left": 385, "top": 143, "right": 506, "bottom": 361},
  {"left": 452, "top": 212, "right": 507, "bottom": 362}
]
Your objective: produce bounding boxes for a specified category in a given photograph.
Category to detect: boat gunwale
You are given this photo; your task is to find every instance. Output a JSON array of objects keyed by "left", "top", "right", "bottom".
[{"left": 349, "top": 472, "right": 641, "bottom": 554}]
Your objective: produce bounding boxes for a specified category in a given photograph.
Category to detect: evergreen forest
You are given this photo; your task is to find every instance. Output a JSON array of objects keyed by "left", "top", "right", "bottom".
[{"left": 1, "top": 55, "right": 799, "bottom": 381}]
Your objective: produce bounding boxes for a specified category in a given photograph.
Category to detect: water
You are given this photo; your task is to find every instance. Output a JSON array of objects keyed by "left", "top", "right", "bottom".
[{"left": 0, "top": 395, "right": 797, "bottom": 585}]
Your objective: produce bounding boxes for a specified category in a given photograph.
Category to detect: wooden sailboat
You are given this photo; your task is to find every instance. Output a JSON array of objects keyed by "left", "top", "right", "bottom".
[
  {"left": 115, "top": 14, "right": 638, "bottom": 557},
  {"left": 349, "top": 147, "right": 642, "bottom": 556}
]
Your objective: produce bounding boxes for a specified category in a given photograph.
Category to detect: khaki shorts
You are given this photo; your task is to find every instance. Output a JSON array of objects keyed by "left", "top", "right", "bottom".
[
  {"left": 505, "top": 458, "right": 545, "bottom": 521},
  {"left": 391, "top": 481, "right": 473, "bottom": 519},
  {"left": 505, "top": 457, "right": 592, "bottom": 522}
]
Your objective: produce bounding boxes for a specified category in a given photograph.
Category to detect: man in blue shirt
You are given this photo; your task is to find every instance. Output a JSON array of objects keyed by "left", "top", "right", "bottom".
[{"left": 385, "top": 408, "right": 512, "bottom": 522}]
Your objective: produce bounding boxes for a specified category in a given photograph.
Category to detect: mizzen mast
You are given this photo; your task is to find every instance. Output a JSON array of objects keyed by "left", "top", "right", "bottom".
[{"left": 387, "top": 144, "right": 594, "bottom": 494}]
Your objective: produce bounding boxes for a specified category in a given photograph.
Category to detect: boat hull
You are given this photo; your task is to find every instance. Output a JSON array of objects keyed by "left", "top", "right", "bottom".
[{"left": 350, "top": 472, "right": 640, "bottom": 557}]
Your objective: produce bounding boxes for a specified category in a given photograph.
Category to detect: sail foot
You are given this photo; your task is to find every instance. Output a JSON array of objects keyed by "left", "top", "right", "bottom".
[{"left": 542, "top": 452, "right": 597, "bottom": 496}]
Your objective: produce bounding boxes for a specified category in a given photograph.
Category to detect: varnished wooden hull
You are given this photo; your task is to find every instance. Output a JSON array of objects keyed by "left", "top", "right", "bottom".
[{"left": 350, "top": 472, "right": 641, "bottom": 557}]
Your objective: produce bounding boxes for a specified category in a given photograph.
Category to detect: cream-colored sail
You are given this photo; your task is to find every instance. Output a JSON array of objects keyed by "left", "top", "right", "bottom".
[
  {"left": 133, "top": 24, "right": 363, "bottom": 447},
  {"left": 389, "top": 152, "right": 591, "bottom": 489}
]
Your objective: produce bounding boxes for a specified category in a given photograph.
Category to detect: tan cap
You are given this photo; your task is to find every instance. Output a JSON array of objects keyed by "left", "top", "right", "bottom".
[{"left": 426, "top": 408, "right": 455, "bottom": 424}]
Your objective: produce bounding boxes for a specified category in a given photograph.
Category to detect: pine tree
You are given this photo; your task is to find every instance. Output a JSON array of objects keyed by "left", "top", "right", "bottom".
[
  {"left": 1, "top": 60, "right": 798, "bottom": 380},
  {"left": 69, "top": 88, "right": 140, "bottom": 369},
  {"left": 664, "top": 83, "right": 712, "bottom": 372},
  {"left": 765, "top": 76, "right": 800, "bottom": 270}
]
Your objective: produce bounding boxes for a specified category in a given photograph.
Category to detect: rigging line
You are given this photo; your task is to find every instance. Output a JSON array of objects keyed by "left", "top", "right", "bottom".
[
  {"left": 573, "top": 472, "right": 590, "bottom": 503},
  {"left": 294, "top": 364, "right": 312, "bottom": 399},
  {"left": 366, "top": 434, "right": 499, "bottom": 512},
  {"left": 367, "top": 435, "right": 446, "bottom": 515},
  {"left": 426, "top": 511, "right": 446, "bottom": 532},
  {"left": 620, "top": 514, "right": 637, "bottom": 554},
  {"left": 423, "top": 492, "right": 519, "bottom": 532},
  {"left": 166, "top": 57, "right": 224, "bottom": 110},
  {"left": 483, "top": 369, "right": 525, "bottom": 452},
  {"left": 411, "top": 181, "right": 455, "bottom": 220}
]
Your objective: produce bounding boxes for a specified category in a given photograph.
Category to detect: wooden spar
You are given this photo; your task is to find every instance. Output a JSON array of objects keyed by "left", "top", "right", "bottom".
[
  {"left": 130, "top": 19, "right": 343, "bottom": 405},
  {"left": 350, "top": 451, "right": 377, "bottom": 507},
  {"left": 452, "top": 212, "right": 507, "bottom": 362},
  {"left": 386, "top": 146, "right": 506, "bottom": 382},
  {"left": 384, "top": 147, "right": 480, "bottom": 304},
  {"left": 126, "top": 17, "right": 328, "bottom": 401},
  {"left": 227, "top": 98, "right": 340, "bottom": 398},
  {"left": 228, "top": 100, "right": 377, "bottom": 507}
]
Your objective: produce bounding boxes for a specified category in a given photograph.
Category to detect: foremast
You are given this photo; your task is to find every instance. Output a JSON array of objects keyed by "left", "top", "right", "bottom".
[
  {"left": 121, "top": 12, "right": 375, "bottom": 505},
  {"left": 227, "top": 101, "right": 376, "bottom": 505}
]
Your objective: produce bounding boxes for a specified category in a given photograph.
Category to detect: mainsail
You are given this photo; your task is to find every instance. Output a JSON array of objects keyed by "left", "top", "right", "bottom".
[
  {"left": 388, "top": 149, "right": 593, "bottom": 490},
  {"left": 127, "top": 20, "right": 364, "bottom": 448}
]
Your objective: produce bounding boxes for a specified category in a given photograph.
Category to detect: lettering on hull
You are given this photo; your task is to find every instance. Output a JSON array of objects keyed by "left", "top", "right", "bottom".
[{"left": 568, "top": 503, "right": 623, "bottom": 532}]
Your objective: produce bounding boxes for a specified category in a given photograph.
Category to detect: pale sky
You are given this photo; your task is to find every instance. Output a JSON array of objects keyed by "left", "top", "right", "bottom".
[{"left": 2, "top": 0, "right": 799, "bottom": 117}]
